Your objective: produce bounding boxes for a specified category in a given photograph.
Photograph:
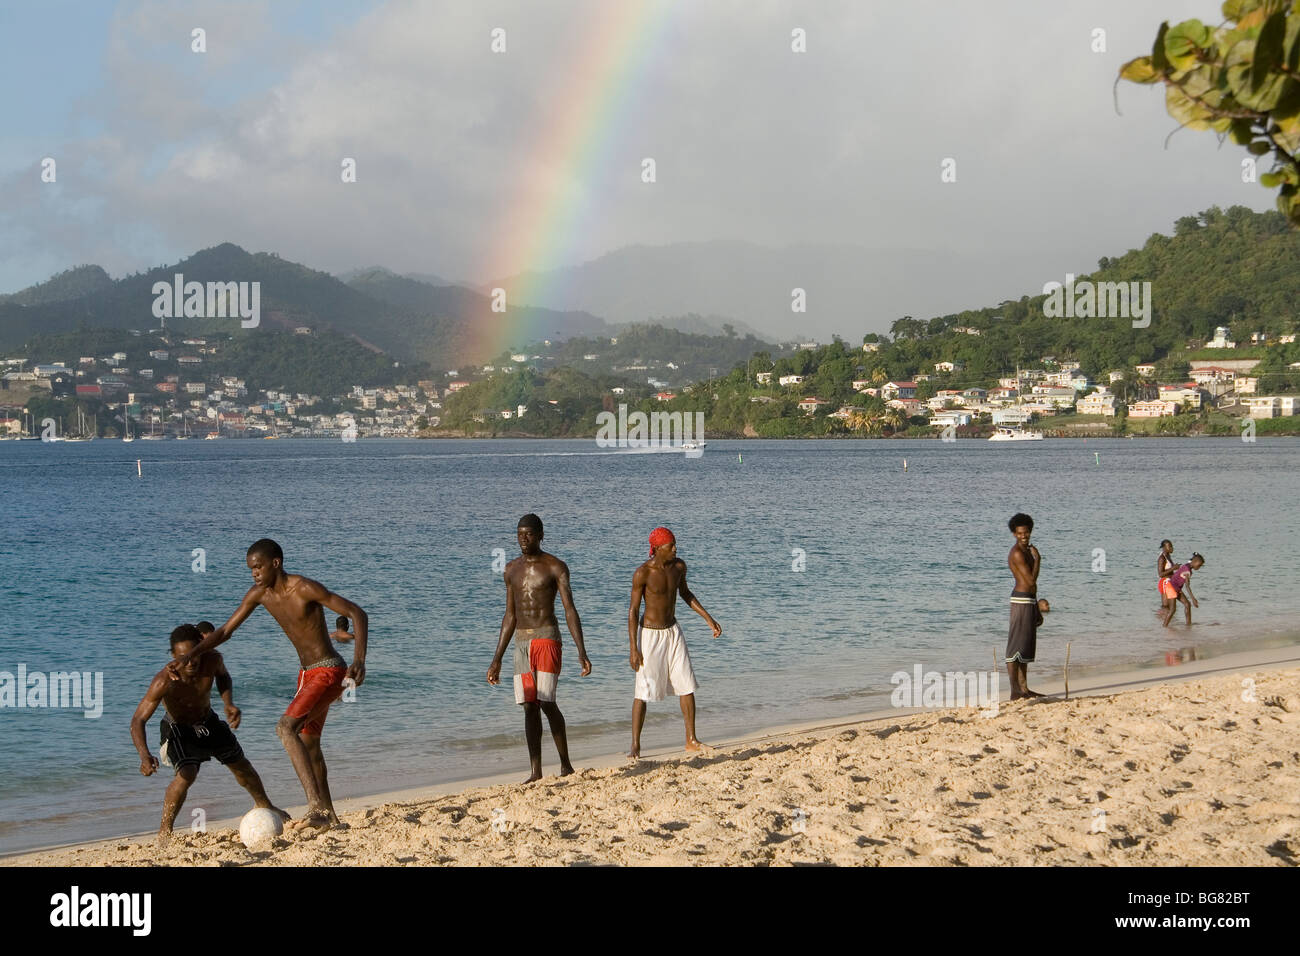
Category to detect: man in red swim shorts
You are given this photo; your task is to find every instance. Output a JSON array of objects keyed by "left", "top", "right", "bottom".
[
  {"left": 487, "top": 513, "right": 592, "bottom": 783},
  {"left": 170, "top": 538, "right": 369, "bottom": 831}
]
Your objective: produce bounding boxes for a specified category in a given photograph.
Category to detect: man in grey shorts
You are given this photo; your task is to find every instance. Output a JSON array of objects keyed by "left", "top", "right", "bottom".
[
  {"left": 487, "top": 514, "right": 592, "bottom": 783},
  {"left": 1005, "top": 512, "right": 1044, "bottom": 700}
]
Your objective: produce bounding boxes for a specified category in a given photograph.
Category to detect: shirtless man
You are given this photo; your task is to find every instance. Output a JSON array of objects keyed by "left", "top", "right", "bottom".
[
  {"left": 487, "top": 514, "right": 591, "bottom": 783},
  {"left": 1005, "top": 513, "right": 1043, "bottom": 700},
  {"left": 169, "top": 539, "right": 368, "bottom": 830},
  {"left": 628, "top": 527, "right": 722, "bottom": 759},
  {"left": 132, "top": 624, "right": 286, "bottom": 845}
]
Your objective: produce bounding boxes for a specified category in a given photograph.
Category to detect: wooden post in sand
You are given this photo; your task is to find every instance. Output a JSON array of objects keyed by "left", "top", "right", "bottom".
[{"left": 1064, "top": 642, "right": 1072, "bottom": 700}]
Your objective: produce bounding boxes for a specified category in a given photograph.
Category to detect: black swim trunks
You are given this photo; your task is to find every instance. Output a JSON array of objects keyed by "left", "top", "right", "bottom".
[
  {"left": 159, "top": 710, "right": 244, "bottom": 770},
  {"left": 1005, "top": 590, "right": 1038, "bottom": 663}
]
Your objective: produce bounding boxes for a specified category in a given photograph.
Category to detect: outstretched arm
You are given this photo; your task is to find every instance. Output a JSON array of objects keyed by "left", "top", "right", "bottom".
[
  {"left": 170, "top": 588, "right": 261, "bottom": 676},
  {"left": 678, "top": 564, "right": 721, "bottom": 638},
  {"left": 129, "top": 674, "right": 167, "bottom": 775},
  {"left": 487, "top": 572, "right": 517, "bottom": 685},
  {"left": 556, "top": 561, "right": 591, "bottom": 676}
]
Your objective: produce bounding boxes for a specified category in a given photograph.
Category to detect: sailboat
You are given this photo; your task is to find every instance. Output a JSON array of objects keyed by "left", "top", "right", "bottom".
[
  {"left": 175, "top": 417, "right": 191, "bottom": 440},
  {"left": 141, "top": 417, "right": 164, "bottom": 440},
  {"left": 66, "top": 410, "right": 91, "bottom": 441},
  {"left": 19, "top": 411, "right": 39, "bottom": 440},
  {"left": 122, "top": 410, "right": 134, "bottom": 443}
]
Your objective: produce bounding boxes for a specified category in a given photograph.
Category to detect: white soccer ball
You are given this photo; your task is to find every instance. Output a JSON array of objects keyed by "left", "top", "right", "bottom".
[{"left": 239, "top": 808, "right": 284, "bottom": 848}]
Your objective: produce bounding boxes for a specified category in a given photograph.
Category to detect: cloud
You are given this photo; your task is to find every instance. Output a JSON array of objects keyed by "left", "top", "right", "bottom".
[{"left": 0, "top": 0, "right": 1277, "bottom": 338}]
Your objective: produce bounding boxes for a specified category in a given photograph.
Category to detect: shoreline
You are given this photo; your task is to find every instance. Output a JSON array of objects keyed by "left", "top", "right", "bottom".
[{"left": 8, "top": 643, "right": 1298, "bottom": 866}]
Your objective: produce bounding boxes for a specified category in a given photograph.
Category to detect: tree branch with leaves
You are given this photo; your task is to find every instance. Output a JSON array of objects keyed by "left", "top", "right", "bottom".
[{"left": 1119, "top": 0, "right": 1300, "bottom": 224}]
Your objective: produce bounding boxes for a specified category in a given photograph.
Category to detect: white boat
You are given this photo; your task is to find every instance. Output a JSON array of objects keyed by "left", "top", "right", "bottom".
[
  {"left": 988, "top": 426, "right": 1043, "bottom": 442},
  {"left": 681, "top": 440, "right": 707, "bottom": 451}
]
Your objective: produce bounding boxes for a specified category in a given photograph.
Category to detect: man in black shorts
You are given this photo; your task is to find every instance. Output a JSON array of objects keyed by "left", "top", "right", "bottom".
[{"left": 130, "top": 624, "right": 287, "bottom": 845}]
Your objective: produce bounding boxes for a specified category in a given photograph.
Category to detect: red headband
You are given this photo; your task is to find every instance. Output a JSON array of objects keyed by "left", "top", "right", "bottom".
[{"left": 649, "top": 527, "right": 675, "bottom": 557}]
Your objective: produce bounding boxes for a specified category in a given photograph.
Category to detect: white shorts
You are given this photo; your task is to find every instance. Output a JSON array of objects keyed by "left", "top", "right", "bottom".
[{"left": 634, "top": 623, "right": 699, "bottom": 702}]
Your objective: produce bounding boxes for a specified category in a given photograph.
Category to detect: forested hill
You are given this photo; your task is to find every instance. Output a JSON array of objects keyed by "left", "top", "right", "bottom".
[
  {"left": 868, "top": 205, "right": 1299, "bottom": 383},
  {"left": 0, "top": 265, "right": 113, "bottom": 307}
]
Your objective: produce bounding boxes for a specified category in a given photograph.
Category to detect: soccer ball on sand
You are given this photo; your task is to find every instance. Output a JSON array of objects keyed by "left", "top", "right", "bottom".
[{"left": 239, "top": 808, "right": 284, "bottom": 848}]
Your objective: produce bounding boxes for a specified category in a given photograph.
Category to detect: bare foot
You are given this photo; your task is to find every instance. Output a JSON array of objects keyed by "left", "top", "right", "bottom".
[
  {"left": 286, "top": 810, "right": 331, "bottom": 832},
  {"left": 626, "top": 749, "right": 640, "bottom": 762},
  {"left": 521, "top": 771, "right": 542, "bottom": 784},
  {"left": 559, "top": 764, "right": 576, "bottom": 776},
  {"left": 684, "top": 738, "right": 708, "bottom": 752},
  {"left": 156, "top": 828, "right": 172, "bottom": 847},
  {"left": 1022, "top": 689, "right": 1043, "bottom": 698}
]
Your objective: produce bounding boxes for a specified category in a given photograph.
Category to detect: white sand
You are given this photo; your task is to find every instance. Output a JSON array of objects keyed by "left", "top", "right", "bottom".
[{"left": 7, "top": 648, "right": 1299, "bottom": 866}]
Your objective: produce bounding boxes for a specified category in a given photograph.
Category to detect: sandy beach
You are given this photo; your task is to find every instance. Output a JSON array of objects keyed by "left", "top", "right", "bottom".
[{"left": 8, "top": 650, "right": 1299, "bottom": 867}]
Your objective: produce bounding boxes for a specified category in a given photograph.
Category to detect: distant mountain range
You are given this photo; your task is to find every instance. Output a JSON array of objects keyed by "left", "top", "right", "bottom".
[
  {"left": 0, "top": 247, "right": 775, "bottom": 366},
  {"left": 0, "top": 245, "right": 615, "bottom": 366}
]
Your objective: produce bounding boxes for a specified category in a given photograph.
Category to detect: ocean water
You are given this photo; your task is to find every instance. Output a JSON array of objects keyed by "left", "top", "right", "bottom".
[{"left": 1, "top": 437, "right": 1297, "bottom": 853}]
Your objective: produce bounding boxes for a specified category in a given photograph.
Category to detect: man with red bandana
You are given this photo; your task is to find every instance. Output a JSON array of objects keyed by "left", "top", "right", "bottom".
[{"left": 627, "top": 527, "right": 722, "bottom": 759}]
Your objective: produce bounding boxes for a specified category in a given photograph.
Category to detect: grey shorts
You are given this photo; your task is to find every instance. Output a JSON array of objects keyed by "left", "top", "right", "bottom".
[{"left": 1005, "top": 595, "right": 1038, "bottom": 663}]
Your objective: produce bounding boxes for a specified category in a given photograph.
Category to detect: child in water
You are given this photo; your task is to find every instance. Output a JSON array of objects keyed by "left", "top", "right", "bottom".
[{"left": 1162, "top": 553, "right": 1205, "bottom": 627}]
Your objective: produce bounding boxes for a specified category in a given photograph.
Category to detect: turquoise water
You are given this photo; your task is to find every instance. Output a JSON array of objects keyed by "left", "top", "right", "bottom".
[{"left": 1, "top": 437, "right": 1297, "bottom": 852}]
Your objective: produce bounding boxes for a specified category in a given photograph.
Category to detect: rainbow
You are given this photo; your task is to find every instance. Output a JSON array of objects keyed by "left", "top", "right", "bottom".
[{"left": 469, "top": 0, "right": 674, "bottom": 360}]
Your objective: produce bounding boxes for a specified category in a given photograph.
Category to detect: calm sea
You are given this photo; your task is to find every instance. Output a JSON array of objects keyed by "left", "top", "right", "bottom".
[{"left": 1, "top": 437, "right": 1297, "bottom": 852}]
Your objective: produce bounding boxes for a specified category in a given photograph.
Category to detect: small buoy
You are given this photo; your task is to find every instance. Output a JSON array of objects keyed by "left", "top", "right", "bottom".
[
  {"left": 737, "top": 452, "right": 742, "bottom": 464},
  {"left": 137, "top": 459, "right": 142, "bottom": 477},
  {"left": 903, "top": 458, "right": 908, "bottom": 472},
  {"left": 1094, "top": 452, "right": 1100, "bottom": 465}
]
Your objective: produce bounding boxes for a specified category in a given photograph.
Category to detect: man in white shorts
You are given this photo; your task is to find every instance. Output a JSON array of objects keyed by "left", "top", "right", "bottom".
[{"left": 627, "top": 527, "right": 722, "bottom": 759}]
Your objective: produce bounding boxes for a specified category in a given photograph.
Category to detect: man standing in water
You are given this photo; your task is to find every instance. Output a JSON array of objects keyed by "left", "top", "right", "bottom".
[
  {"left": 169, "top": 539, "right": 368, "bottom": 831},
  {"left": 133, "top": 624, "right": 287, "bottom": 845},
  {"left": 628, "top": 527, "right": 722, "bottom": 759},
  {"left": 487, "top": 514, "right": 592, "bottom": 783},
  {"left": 1006, "top": 513, "right": 1043, "bottom": 700}
]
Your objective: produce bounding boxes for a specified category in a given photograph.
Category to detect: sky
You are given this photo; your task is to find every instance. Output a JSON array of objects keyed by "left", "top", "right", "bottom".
[{"left": 0, "top": 0, "right": 1279, "bottom": 339}]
